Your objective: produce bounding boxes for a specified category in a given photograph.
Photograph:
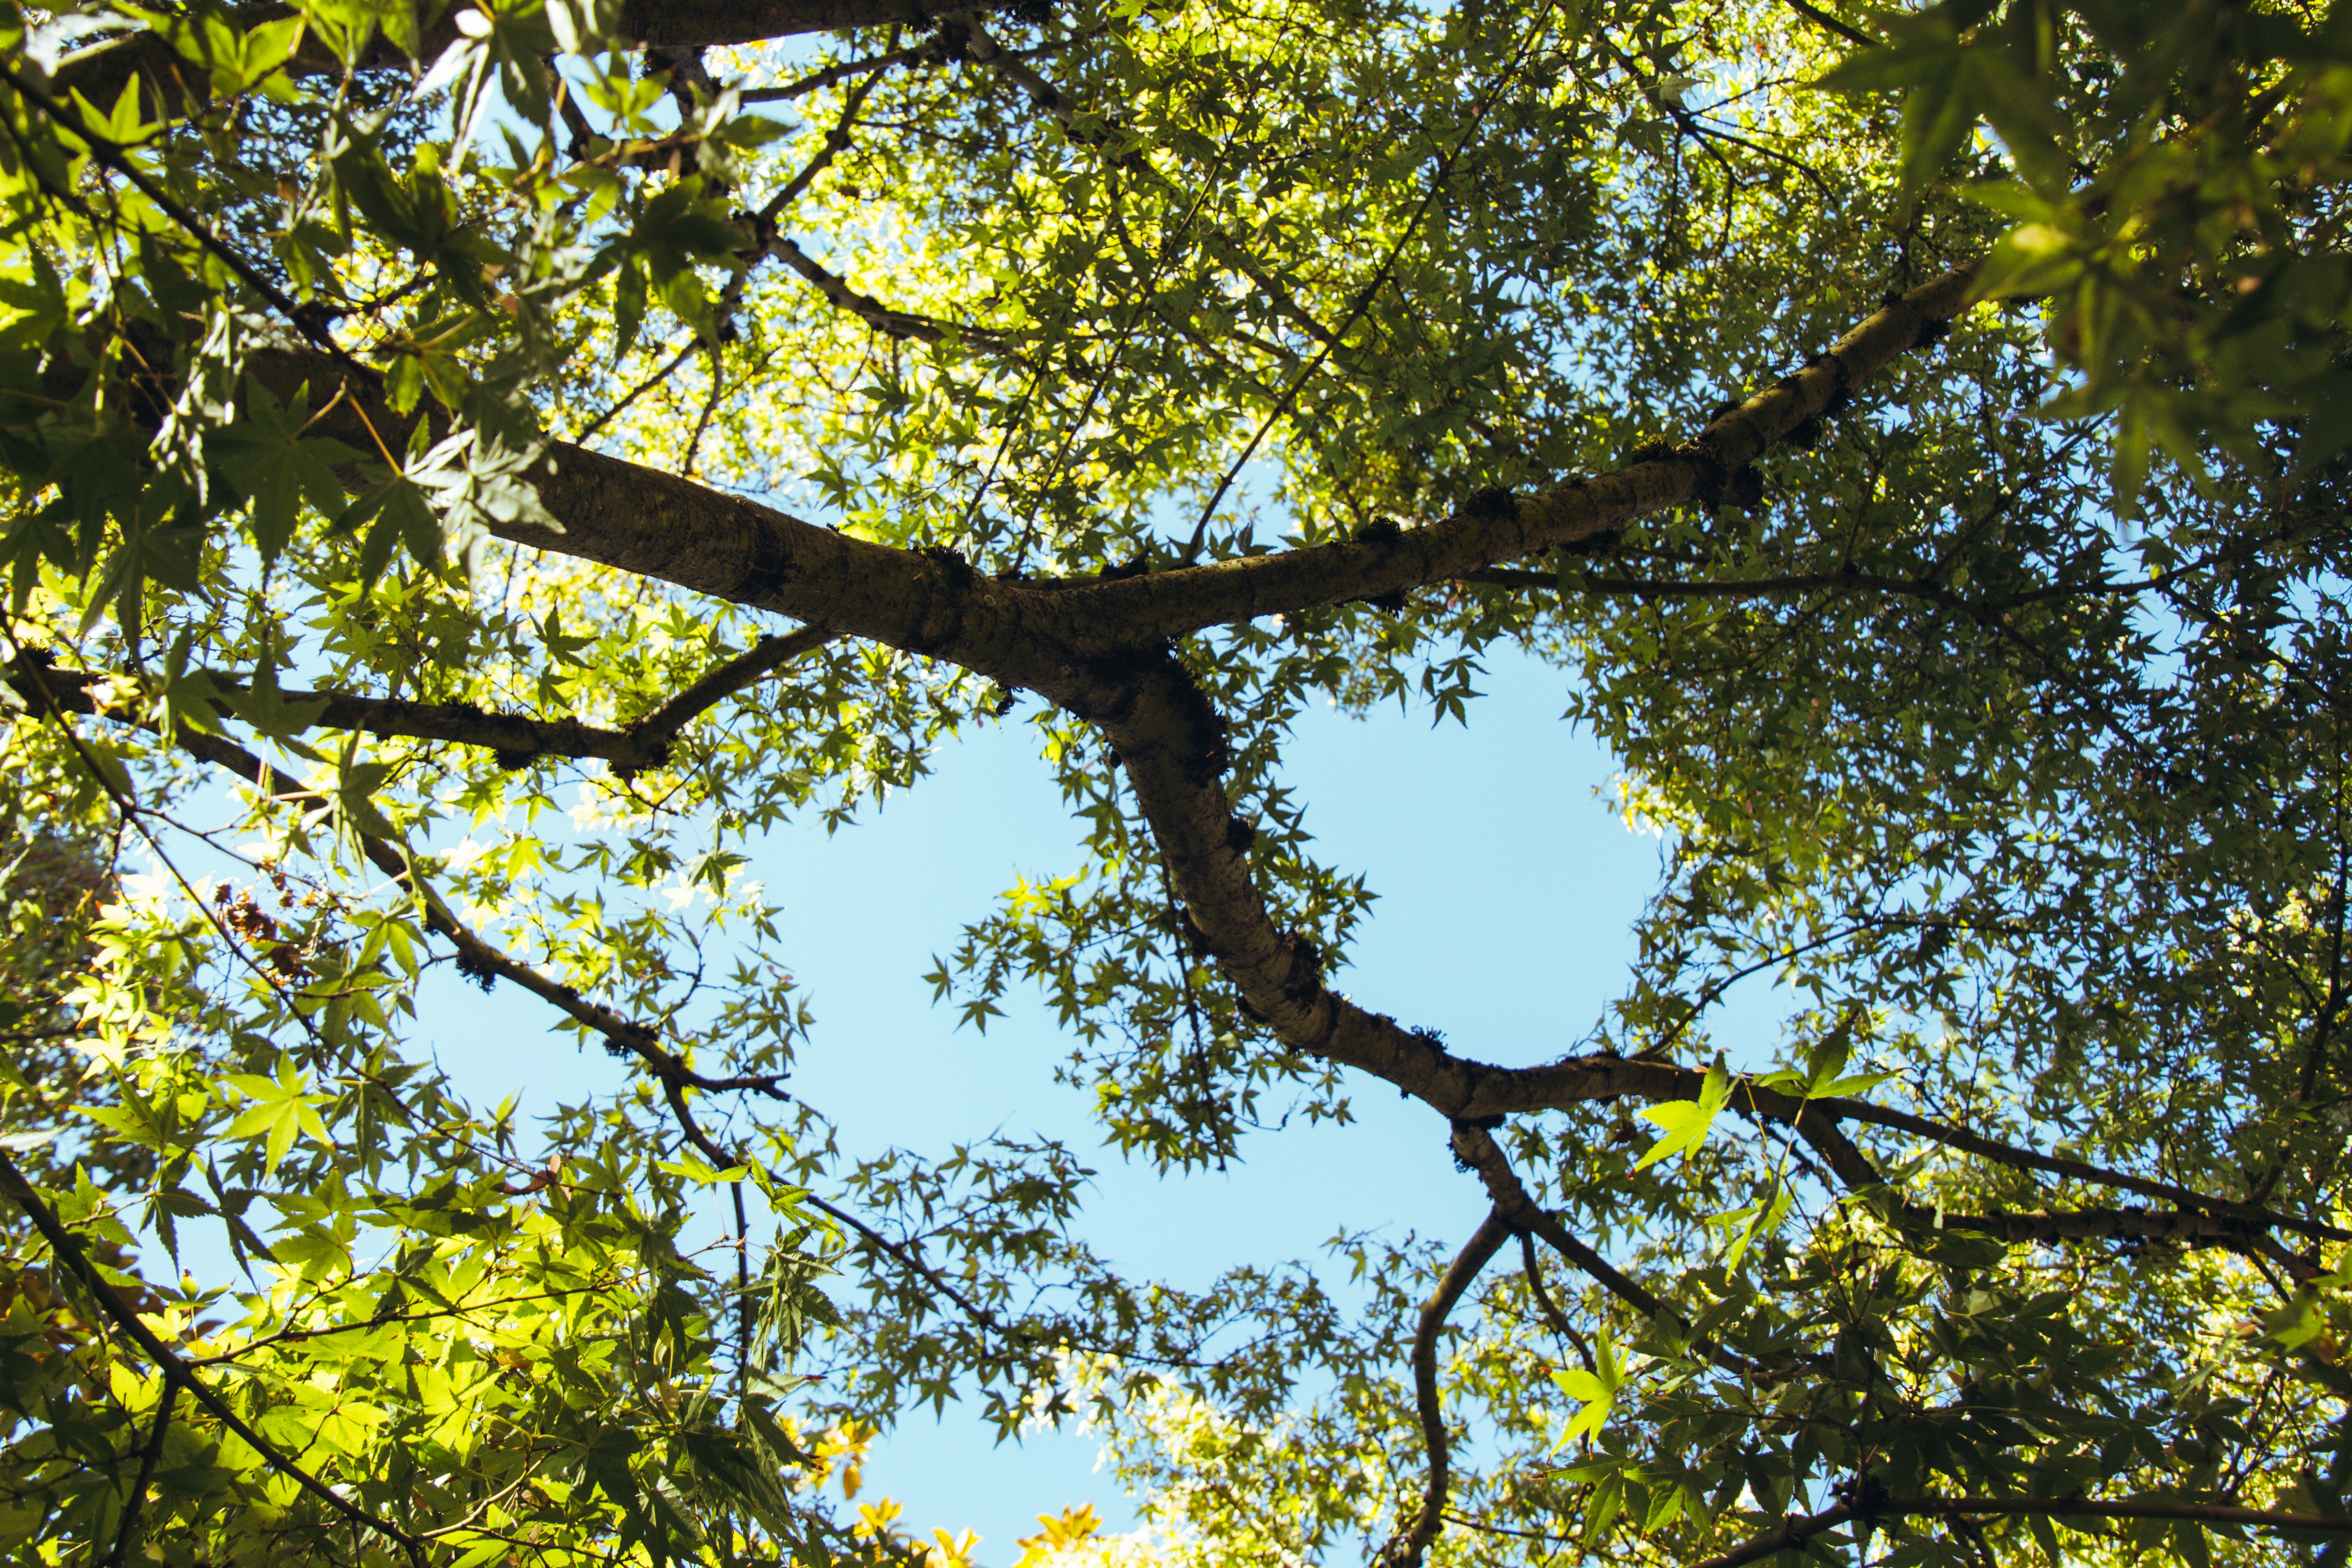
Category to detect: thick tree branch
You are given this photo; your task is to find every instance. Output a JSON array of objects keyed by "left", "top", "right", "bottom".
[
  {"left": 1103, "top": 265, "right": 1976, "bottom": 633},
  {"left": 7, "top": 658, "right": 658, "bottom": 769},
  {"left": 241, "top": 263, "right": 1979, "bottom": 684},
  {"left": 944, "top": 12, "right": 1074, "bottom": 121},
  {"left": 1929, "top": 1206, "right": 2293, "bottom": 1249},
  {"left": 1464, "top": 565, "right": 1869, "bottom": 596},
  {"left": 1376, "top": 1208, "right": 1512, "bottom": 1568},
  {"left": 1886, "top": 1494, "right": 2352, "bottom": 1532}
]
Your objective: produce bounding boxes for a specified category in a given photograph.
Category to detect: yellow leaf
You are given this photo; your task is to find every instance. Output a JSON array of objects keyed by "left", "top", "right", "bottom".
[
  {"left": 1014, "top": 1503, "right": 1103, "bottom": 1563},
  {"left": 854, "top": 1497, "right": 903, "bottom": 1539},
  {"left": 107, "top": 1360, "right": 149, "bottom": 1407},
  {"left": 923, "top": 1528, "right": 980, "bottom": 1567}
]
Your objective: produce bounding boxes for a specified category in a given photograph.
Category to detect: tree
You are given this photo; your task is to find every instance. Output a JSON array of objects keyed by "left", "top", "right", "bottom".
[{"left": 0, "top": 0, "right": 2349, "bottom": 1562}]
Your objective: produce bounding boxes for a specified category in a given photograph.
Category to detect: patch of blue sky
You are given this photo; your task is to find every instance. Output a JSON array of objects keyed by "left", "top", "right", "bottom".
[{"left": 108, "top": 24, "right": 1832, "bottom": 1555}]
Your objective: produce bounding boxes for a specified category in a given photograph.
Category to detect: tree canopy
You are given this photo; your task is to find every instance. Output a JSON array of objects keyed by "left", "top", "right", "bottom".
[{"left": 2, "top": 0, "right": 2352, "bottom": 1563}]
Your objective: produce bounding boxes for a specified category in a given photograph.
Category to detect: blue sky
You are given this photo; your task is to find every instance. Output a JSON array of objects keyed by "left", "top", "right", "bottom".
[
  {"left": 156, "top": 38, "right": 1789, "bottom": 1551},
  {"left": 399, "top": 642, "right": 1779, "bottom": 1555}
]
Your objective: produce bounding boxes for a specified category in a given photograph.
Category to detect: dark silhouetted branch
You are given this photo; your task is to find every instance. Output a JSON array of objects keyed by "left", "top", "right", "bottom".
[
  {"left": 1376, "top": 1208, "right": 1511, "bottom": 1568},
  {"left": 6, "top": 627, "right": 838, "bottom": 775},
  {"left": 1448, "top": 1123, "right": 1763, "bottom": 1377}
]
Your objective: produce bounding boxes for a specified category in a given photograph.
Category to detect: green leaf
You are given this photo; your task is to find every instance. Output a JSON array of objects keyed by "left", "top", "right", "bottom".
[
  {"left": 1972, "top": 221, "right": 2083, "bottom": 300},
  {"left": 215, "top": 376, "right": 360, "bottom": 560},
  {"left": 1634, "top": 1061, "right": 1732, "bottom": 1172}
]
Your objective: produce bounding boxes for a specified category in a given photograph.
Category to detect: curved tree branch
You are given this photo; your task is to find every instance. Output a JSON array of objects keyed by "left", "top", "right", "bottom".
[
  {"left": 1073, "top": 643, "right": 2346, "bottom": 1252},
  {"left": 238, "top": 262, "right": 1979, "bottom": 682},
  {"left": 626, "top": 625, "right": 842, "bottom": 746},
  {"left": 1375, "top": 1208, "right": 1512, "bottom": 1568}
]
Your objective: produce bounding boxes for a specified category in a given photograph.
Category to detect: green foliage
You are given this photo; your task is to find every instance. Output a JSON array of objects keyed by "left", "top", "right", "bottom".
[{"left": 0, "top": 0, "right": 2347, "bottom": 1563}]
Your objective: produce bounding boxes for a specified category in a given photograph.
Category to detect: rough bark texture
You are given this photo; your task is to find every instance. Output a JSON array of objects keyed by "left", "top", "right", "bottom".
[{"left": 247, "top": 264, "right": 1978, "bottom": 678}]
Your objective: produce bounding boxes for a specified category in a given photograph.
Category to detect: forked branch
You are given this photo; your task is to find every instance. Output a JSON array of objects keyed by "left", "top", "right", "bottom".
[
  {"left": 1448, "top": 1123, "right": 1763, "bottom": 1376},
  {"left": 237, "top": 262, "right": 1978, "bottom": 681}
]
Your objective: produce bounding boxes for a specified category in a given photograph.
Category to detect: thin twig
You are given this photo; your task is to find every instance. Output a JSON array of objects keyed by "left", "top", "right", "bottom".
[
  {"left": 101, "top": 1383, "right": 176, "bottom": 1568},
  {"left": 1173, "top": 0, "right": 1565, "bottom": 566},
  {"left": 756, "top": 66, "right": 885, "bottom": 225},
  {"left": 627, "top": 625, "right": 839, "bottom": 746},
  {"left": 0, "top": 62, "right": 364, "bottom": 371},
  {"left": 1775, "top": 0, "right": 1873, "bottom": 48},
  {"left": 741, "top": 42, "right": 933, "bottom": 103},
  {"left": 681, "top": 343, "right": 725, "bottom": 480},
  {"left": 571, "top": 337, "right": 699, "bottom": 446},
  {"left": 1517, "top": 1228, "right": 1594, "bottom": 1372},
  {"left": 657, "top": 1082, "right": 1013, "bottom": 1339},
  {"left": 732, "top": 1178, "right": 753, "bottom": 1399},
  {"left": 1449, "top": 1122, "right": 1764, "bottom": 1376}
]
